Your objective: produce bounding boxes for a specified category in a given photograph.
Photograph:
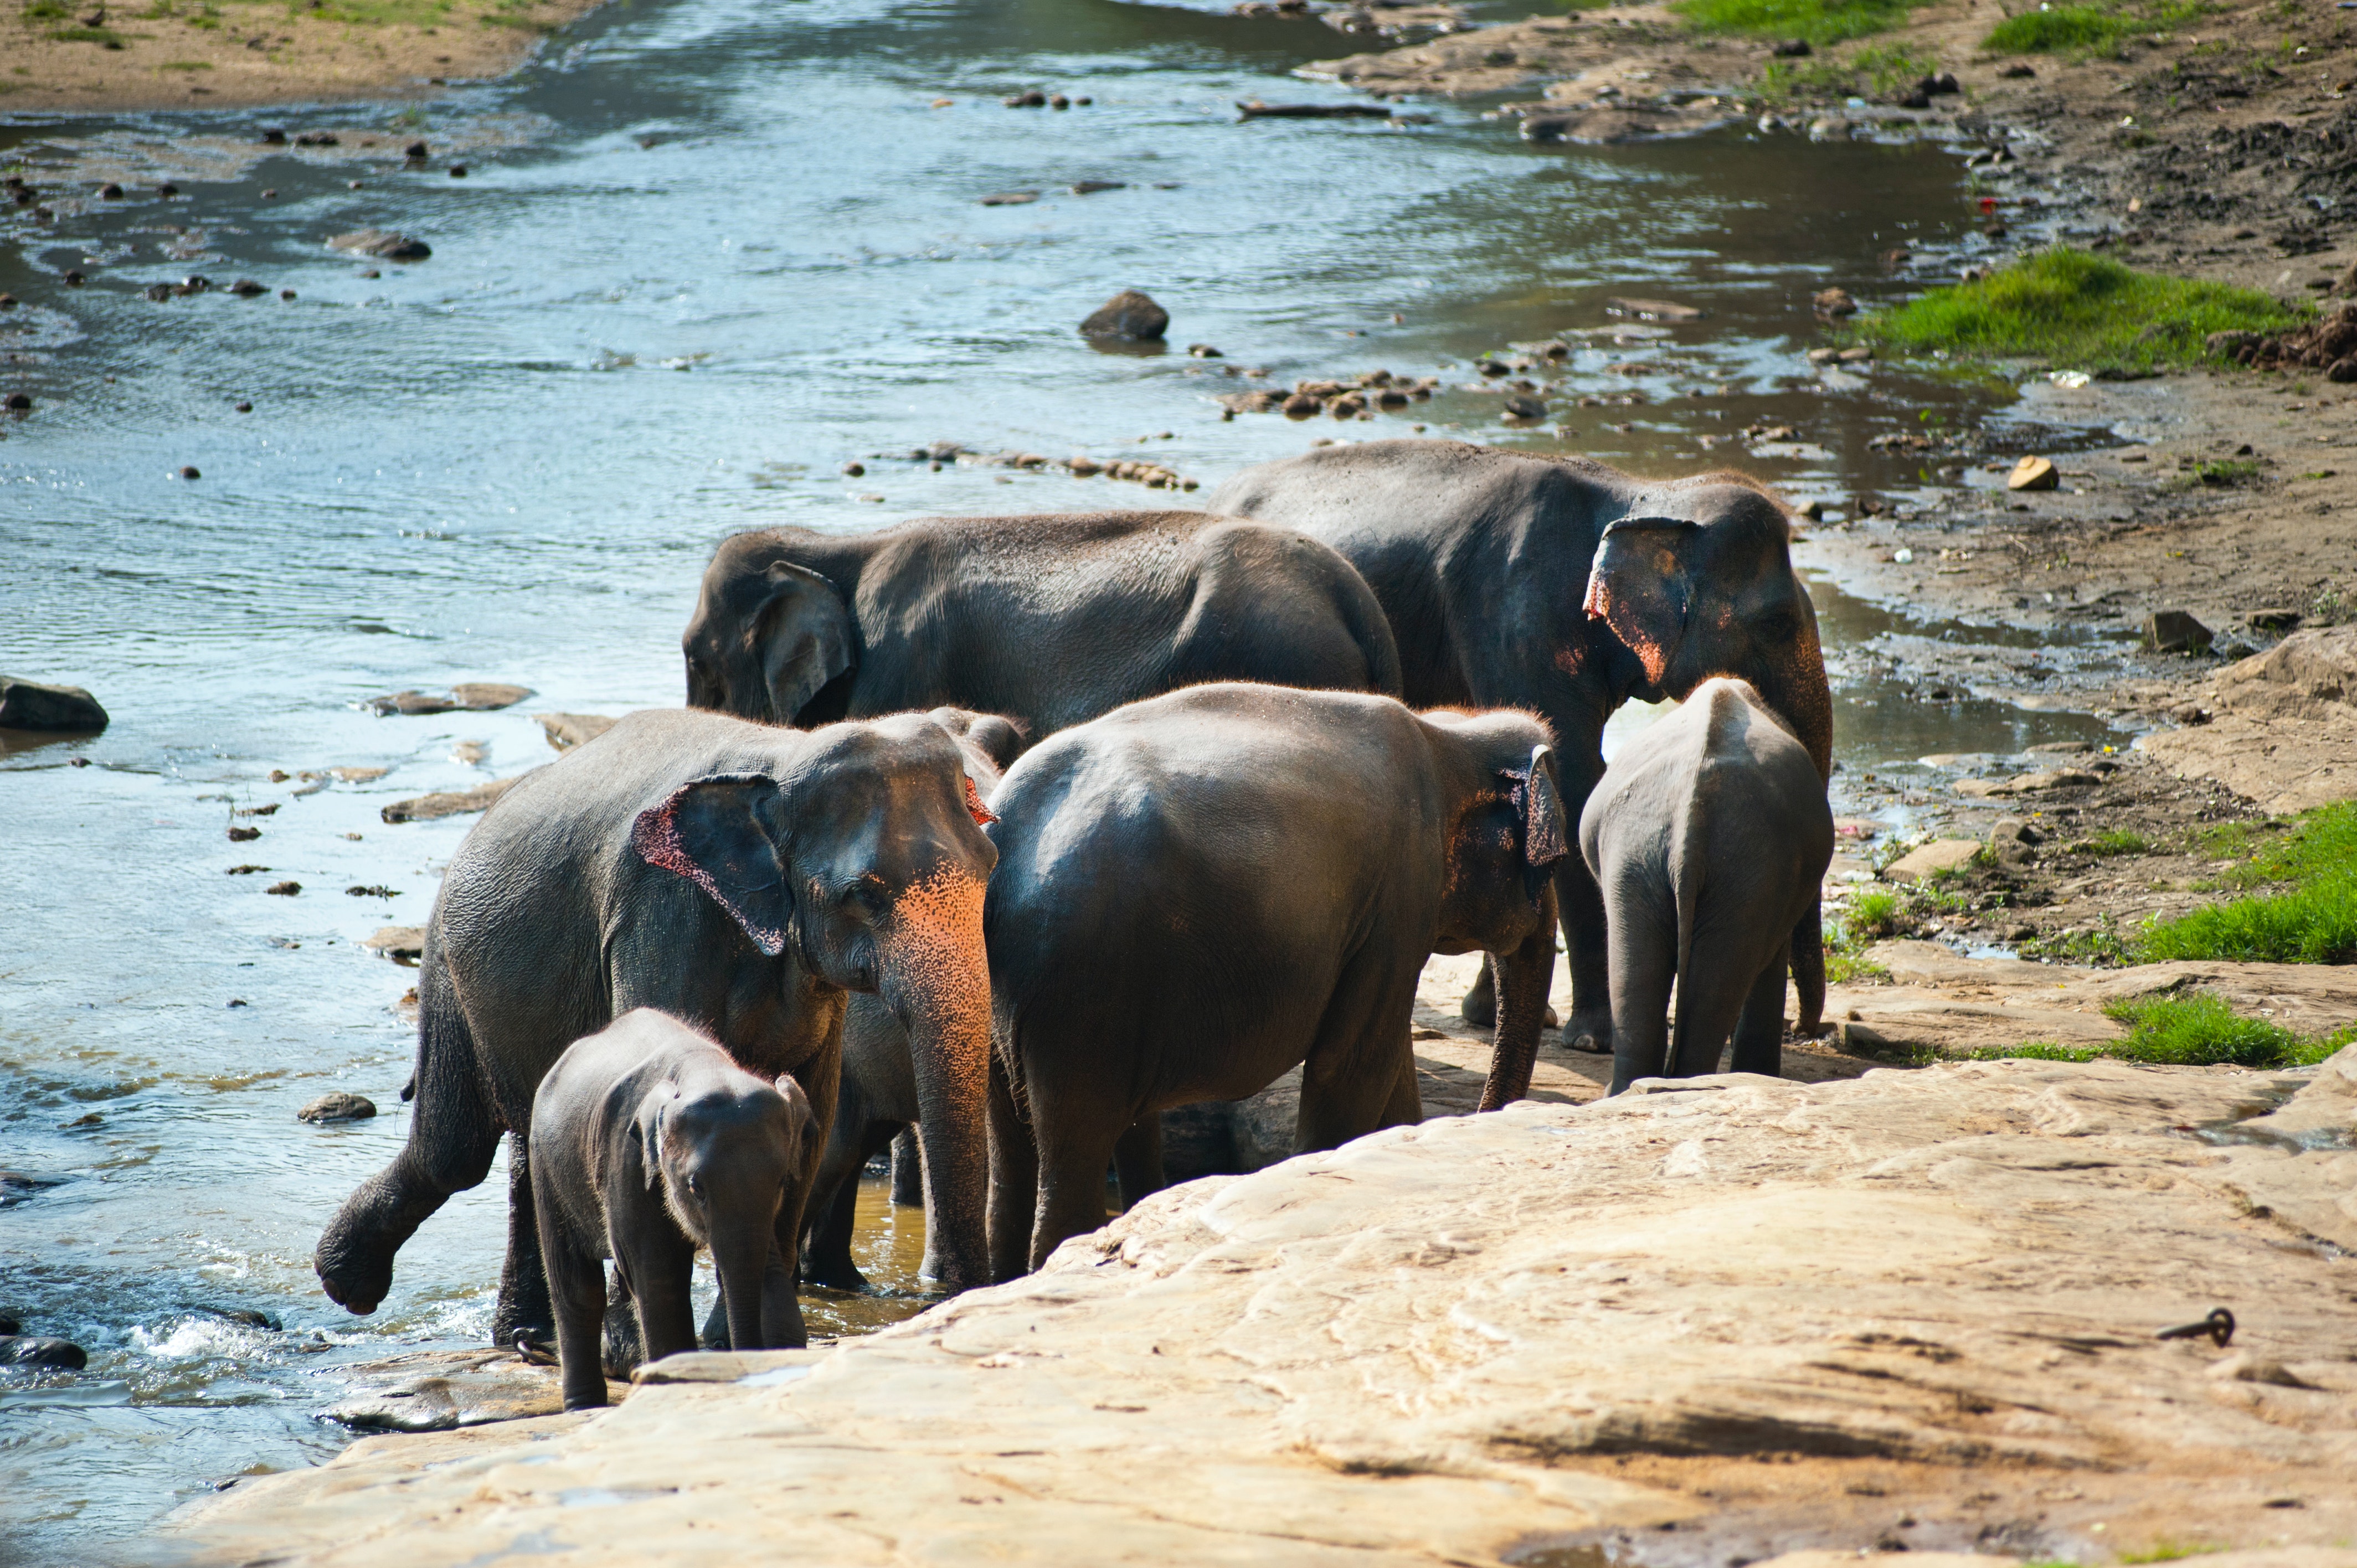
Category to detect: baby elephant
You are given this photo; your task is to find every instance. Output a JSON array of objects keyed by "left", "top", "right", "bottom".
[
  {"left": 529, "top": 1009, "right": 818, "bottom": 1409},
  {"left": 1581, "top": 677, "right": 1833, "bottom": 1094}
]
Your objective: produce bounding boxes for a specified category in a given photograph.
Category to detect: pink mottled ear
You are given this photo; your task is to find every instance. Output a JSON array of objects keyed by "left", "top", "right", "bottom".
[
  {"left": 1582, "top": 515, "right": 1696, "bottom": 688},
  {"left": 630, "top": 773, "right": 791, "bottom": 957},
  {"left": 1499, "top": 745, "right": 1569, "bottom": 871},
  {"left": 962, "top": 774, "right": 998, "bottom": 827}
]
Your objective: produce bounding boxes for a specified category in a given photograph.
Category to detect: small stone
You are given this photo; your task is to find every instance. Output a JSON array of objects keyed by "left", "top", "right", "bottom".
[
  {"left": 3, "top": 392, "right": 30, "bottom": 411},
  {"left": 1080, "top": 288, "right": 1169, "bottom": 341},
  {"left": 327, "top": 229, "right": 431, "bottom": 262},
  {"left": 1050, "top": 95, "right": 1070, "bottom": 109},
  {"left": 1282, "top": 392, "right": 1322, "bottom": 418},
  {"left": 2248, "top": 608, "right": 2301, "bottom": 633},
  {"left": 0, "top": 1336, "right": 88, "bottom": 1370},
  {"left": 1502, "top": 394, "right": 1547, "bottom": 421},
  {"left": 1771, "top": 37, "right": 1810, "bottom": 56},
  {"left": 1004, "top": 90, "right": 1048, "bottom": 107},
  {"left": 179, "top": 465, "right": 202, "bottom": 480},
  {"left": 1999, "top": 63, "right": 2035, "bottom": 78},
  {"left": 229, "top": 279, "right": 266, "bottom": 297},
  {"left": 979, "top": 191, "right": 1039, "bottom": 206},
  {"left": 266, "top": 880, "right": 301, "bottom": 895},
  {"left": 1187, "top": 343, "right": 1222, "bottom": 358},
  {"left": 449, "top": 165, "right": 467, "bottom": 178},
  {"left": 405, "top": 140, "right": 429, "bottom": 158},
  {"left": 157, "top": 183, "right": 178, "bottom": 197},
  {"left": 145, "top": 283, "right": 173, "bottom": 302},
  {"left": 228, "top": 825, "right": 262, "bottom": 842},
  {"left": 2006, "top": 455, "right": 2057, "bottom": 491},
  {"left": 1812, "top": 287, "right": 1857, "bottom": 319},
  {"left": 1807, "top": 116, "right": 1853, "bottom": 142},
  {"left": 99, "top": 182, "right": 123, "bottom": 198},
  {"left": 260, "top": 189, "right": 277, "bottom": 200},
  {"left": 842, "top": 461, "right": 866, "bottom": 476},
  {"left": 297, "top": 1091, "right": 377, "bottom": 1123},
  {"left": 2144, "top": 609, "right": 2214, "bottom": 654},
  {"left": 235, "top": 401, "right": 253, "bottom": 413},
  {"left": 280, "top": 290, "right": 297, "bottom": 301},
  {"left": 62, "top": 270, "right": 84, "bottom": 286},
  {"left": 261, "top": 128, "right": 288, "bottom": 144},
  {"left": 1806, "top": 347, "right": 1839, "bottom": 365},
  {"left": 1837, "top": 346, "right": 1873, "bottom": 364}
]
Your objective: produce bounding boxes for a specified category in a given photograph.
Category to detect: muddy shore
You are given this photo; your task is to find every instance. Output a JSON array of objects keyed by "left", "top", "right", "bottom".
[{"left": 1, "top": 0, "right": 609, "bottom": 115}]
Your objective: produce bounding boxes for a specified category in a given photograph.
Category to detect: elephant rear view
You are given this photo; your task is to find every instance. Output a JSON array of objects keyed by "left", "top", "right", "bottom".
[{"left": 1579, "top": 677, "right": 1833, "bottom": 1094}]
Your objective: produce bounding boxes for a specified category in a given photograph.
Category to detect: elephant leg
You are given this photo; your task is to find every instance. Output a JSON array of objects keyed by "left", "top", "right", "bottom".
[
  {"left": 600, "top": 1262, "right": 642, "bottom": 1381},
  {"left": 987, "top": 1053, "right": 1038, "bottom": 1283},
  {"left": 1458, "top": 962, "right": 1497, "bottom": 1029},
  {"left": 624, "top": 1226, "right": 699, "bottom": 1368},
  {"left": 1295, "top": 950, "right": 1421, "bottom": 1153},
  {"left": 1605, "top": 904, "right": 1675, "bottom": 1095},
  {"left": 315, "top": 961, "right": 501, "bottom": 1317},
  {"left": 1728, "top": 950, "right": 1790, "bottom": 1080},
  {"left": 1028, "top": 1104, "right": 1123, "bottom": 1273},
  {"left": 1666, "top": 922, "right": 1774, "bottom": 1079},
  {"left": 495, "top": 1131, "right": 555, "bottom": 1348},
  {"left": 542, "top": 1224, "right": 609, "bottom": 1412},
  {"left": 1112, "top": 1116, "right": 1164, "bottom": 1212},
  {"left": 803, "top": 1120, "right": 899, "bottom": 1293},
  {"left": 889, "top": 1127, "right": 924, "bottom": 1208},
  {"left": 1553, "top": 850, "right": 1614, "bottom": 1054}
]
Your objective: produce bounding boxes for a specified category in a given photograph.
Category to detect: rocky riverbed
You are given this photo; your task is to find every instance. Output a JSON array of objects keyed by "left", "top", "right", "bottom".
[{"left": 176, "top": 1048, "right": 2357, "bottom": 1566}]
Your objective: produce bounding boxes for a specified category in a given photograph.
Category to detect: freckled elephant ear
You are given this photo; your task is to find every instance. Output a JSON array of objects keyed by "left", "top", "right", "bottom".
[
  {"left": 631, "top": 774, "right": 792, "bottom": 957},
  {"left": 1581, "top": 515, "right": 1699, "bottom": 688},
  {"left": 1500, "top": 744, "right": 1569, "bottom": 875}
]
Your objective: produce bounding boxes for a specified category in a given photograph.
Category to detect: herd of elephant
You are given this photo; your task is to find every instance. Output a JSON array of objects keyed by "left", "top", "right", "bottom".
[{"left": 311, "top": 438, "right": 1838, "bottom": 1411}]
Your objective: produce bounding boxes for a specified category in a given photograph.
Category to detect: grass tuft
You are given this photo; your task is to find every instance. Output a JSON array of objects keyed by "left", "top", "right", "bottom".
[
  {"left": 2080, "top": 829, "right": 2154, "bottom": 857},
  {"left": 2140, "top": 803, "right": 2357, "bottom": 964},
  {"left": 1854, "top": 248, "right": 2303, "bottom": 376},
  {"left": 1760, "top": 43, "right": 1936, "bottom": 101},
  {"left": 1984, "top": 0, "right": 2210, "bottom": 54},
  {"left": 1675, "top": 0, "right": 1921, "bottom": 45},
  {"left": 1970, "top": 994, "right": 2355, "bottom": 1069}
]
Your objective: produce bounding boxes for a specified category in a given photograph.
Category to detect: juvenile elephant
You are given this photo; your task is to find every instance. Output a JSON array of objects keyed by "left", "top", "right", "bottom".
[
  {"left": 313, "top": 708, "right": 1000, "bottom": 1349},
  {"left": 1580, "top": 678, "right": 1834, "bottom": 1092},
  {"left": 530, "top": 1009, "right": 819, "bottom": 1408},
  {"left": 1208, "top": 441, "right": 1834, "bottom": 1051},
  {"left": 984, "top": 683, "right": 1568, "bottom": 1276},
  {"left": 680, "top": 510, "right": 1402, "bottom": 736}
]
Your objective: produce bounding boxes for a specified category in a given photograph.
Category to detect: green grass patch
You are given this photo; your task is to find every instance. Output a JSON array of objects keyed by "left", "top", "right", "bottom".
[
  {"left": 1675, "top": 0, "right": 1920, "bottom": 45},
  {"left": 2118, "top": 1543, "right": 2231, "bottom": 1565},
  {"left": 2078, "top": 829, "right": 2153, "bottom": 857},
  {"left": 1824, "top": 890, "right": 1900, "bottom": 984},
  {"left": 157, "top": 56, "right": 213, "bottom": 66},
  {"left": 2190, "top": 457, "right": 2261, "bottom": 487},
  {"left": 49, "top": 23, "right": 128, "bottom": 41},
  {"left": 1984, "top": 0, "right": 2210, "bottom": 54},
  {"left": 1963, "top": 1041, "right": 2098, "bottom": 1061},
  {"left": 22, "top": 0, "right": 70, "bottom": 15},
  {"left": 1852, "top": 247, "right": 2304, "bottom": 376},
  {"left": 1968, "top": 994, "right": 2354, "bottom": 1069},
  {"left": 1760, "top": 42, "right": 1936, "bottom": 102},
  {"left": 2140, "top": 803, "right": 2357, "bottom": 963}
]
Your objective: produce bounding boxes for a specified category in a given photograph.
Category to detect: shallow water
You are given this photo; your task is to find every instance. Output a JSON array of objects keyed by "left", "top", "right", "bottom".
[{"left": 2, "top": 0, "right": 2119, "bottom": 1549}]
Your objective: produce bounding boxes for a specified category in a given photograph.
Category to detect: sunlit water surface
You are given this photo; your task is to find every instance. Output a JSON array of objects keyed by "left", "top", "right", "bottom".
[{"left": 2, "top": 0, "right": 2124, "bottom": 1548}]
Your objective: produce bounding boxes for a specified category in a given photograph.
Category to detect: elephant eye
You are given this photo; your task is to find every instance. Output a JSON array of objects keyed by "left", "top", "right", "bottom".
[{"left": 686, "top": 1174, "right": 706, "bottom": 1202}]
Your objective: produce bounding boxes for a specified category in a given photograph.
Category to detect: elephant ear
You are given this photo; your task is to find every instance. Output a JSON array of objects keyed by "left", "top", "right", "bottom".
[
  {"left": 755, "top": 562, "right": 855, "bottom": 725},
  {"left": 636, "top": 1095, "right": 670, "bottom": 1193},
  {"left": 1499, "top": 744, "right": 1569, "bottom": 881},
  {"left": 1581, "top": 515, "right": 1698, "bottom": 688},
  {"left": 772, "top": 1072, "right": 820, "bottom": 1153},
  {"left": 630, "top": 773, "right": 792, "bottom": 956}
]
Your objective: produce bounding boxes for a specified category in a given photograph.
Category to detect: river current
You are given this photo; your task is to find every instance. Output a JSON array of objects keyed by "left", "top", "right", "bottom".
[{"left": 1, "top": 0, "right": 2121, "bottom": 1551}]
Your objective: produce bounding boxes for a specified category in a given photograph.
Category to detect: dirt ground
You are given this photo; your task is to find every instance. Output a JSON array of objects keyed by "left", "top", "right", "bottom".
[{"left": 0, "top": 0, "right": 608, "bottom": 114}]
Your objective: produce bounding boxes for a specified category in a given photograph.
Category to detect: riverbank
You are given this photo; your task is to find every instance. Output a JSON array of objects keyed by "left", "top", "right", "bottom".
[
  {"left": 0, "top": 0, "right": 609, "bottom": 115},
  {"left": 174, "top": 1049, "right": 2357, "bottom": 1566}
]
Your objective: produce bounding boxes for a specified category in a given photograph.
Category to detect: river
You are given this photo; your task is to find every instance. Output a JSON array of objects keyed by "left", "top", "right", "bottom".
[{"left": 0, "top": 0, "right": 2121, "bottom": 1551}]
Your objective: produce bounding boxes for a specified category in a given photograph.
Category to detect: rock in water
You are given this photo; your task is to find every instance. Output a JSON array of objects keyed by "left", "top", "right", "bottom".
[
  {"left": 0, "top": 676, "right": 108, "bottom": 733},
  {"left": 362, "top": 926, "right": 426, "bottom": 962},
  {"left": 298, "top": 1092, "right": 378, "bottom": 1123},
  {"left": 326, "top": 229, "right": 432, "bottom": 262},
  {"left": 2006, "top": 455, "right": 2057, "bottom": 491},
  {"left": 0, "top": 1335, "right": 88, "bottom": 1369},
  {"left": 2145, "top": 610, "right": 2214, "bottom": 654},
  {"left": 537, "top": 713, "right": 617, "bottom": 752},
  {"left": 366, "top": 683, "right": 533, "bottom": 716},
  {"left": 1811, "top": 286, "right": 1857, "bottom": 318},
  {"left": 1079, "top": 290, "right": 1169, "bottom": 341},
  {"left": 380, "top": 772, "right": 534, "bottom": 824}
]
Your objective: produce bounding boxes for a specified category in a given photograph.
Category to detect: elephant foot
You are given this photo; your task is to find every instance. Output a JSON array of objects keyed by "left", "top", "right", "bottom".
[
  {"left": 1458, "top": 980, "right": 1497, "bottom": 1029},
  {"left": 315, "top": 1173, "right": 419, "bottom": 1316},
  {"left": 1562, "top": 1013, "right": 1612, "bottom": 1054},
  {"left": 801, "top": 1257, "right": 871, "bottom": 1293},
  {"left": 601, "top": 1288, "right": 644, "bottom": 1382}
]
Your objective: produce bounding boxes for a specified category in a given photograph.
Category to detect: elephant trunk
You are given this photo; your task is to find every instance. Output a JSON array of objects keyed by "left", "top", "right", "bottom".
[
  {"left": 712, "top": 1229, "right": 771, "bottom": 1353},
  {"left": 1478, "top": 886, "right": 1559, "bottom": 1112},
  {"left": 882, "top": 868, "right": 994, "bottom": 1293}
]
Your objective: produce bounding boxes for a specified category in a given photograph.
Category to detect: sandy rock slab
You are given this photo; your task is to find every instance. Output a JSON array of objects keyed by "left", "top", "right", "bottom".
[
  {"left": 2140, "top": 627, "right": 2357, "bottom": 813},
  {"left": 313, "top": 1348, "right": 624, "bottom": 1433},
  {"left": 179, "top": 1055, "right": 2357, "bottom": 1567},
  {"left": 1829, "top": 941, "right": 2357, "bottom": 1056}
]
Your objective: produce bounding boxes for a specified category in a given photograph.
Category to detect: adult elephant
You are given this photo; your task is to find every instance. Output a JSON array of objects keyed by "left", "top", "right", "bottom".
[
  {"left": 1208, "top": 440, "right": 1834, "bottom": 1049},
  {"left": 680, "top": 510, "right": 1402, "bottom": 735},
  {"left": 313, "top": 709, "right": 1000, "bottom": 1350}
]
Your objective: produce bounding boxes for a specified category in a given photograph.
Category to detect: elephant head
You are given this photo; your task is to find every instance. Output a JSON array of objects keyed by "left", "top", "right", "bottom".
[
  {"left": 637, "top": 1071, "right": 817, "bottom": 1351},
  {"left": 1581, "top": 479, "right": 1833, "bottom": 1033},
  {"left": 629, "top": 714, "right": 1000, "bottom": 1290},
  {"left": 1422, "top": 710, "right": 1571, "bottom": 1111},
  {"left": 682, "top": 530, "right": 856, "bottom": 725},
  {"left": 1579, "top": 480, "right": 1832, "bottom": 782}
]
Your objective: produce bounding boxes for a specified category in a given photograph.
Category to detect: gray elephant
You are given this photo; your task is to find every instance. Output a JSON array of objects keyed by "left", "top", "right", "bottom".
[
  {"left": 983, "top": 683, "right": 1568, "bottom": 1277},
  {"left": 1580, "top": 678, "right": 1834, "bottom": 1092},
  {"left": 680, "top": 510, "right": 1402, "bottom": 736},
  {"left": 1207, "top": 441, "right": 1834, "bottom": 1053},
  {"left": 313, "top": 708, "right": 1000, "bottom": 1350},
  {"left": 530, "top": 1009, "right": 819, "bottom": 1408}
]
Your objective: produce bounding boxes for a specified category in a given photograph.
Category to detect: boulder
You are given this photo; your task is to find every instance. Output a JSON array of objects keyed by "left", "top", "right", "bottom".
[
  {"left": 361, "top": 926, "right": 425, "bottom": 962},
  {"left": 1812, "top": 285, "right": 1857, "bottom": 318},
  {"left": 1079, "top": 290, "right": 1169, "bottom": 341},
  {"left": 297, "top": 1092, "right": 377, "bottom": 1124},
  {"left": 366, "top": 683, "right": 532, "bottom": 716},
  {"left": 2006, "top": 454, "right": 2057, "bottom": 491},
  {"left": 1604, "top": 295, "right": 1702, "bottom": 321},
  {"left": 2212, "top": 625, "right": 2357, "bottom": 719},
  {"left": 1880, "top": 837, "right": 1982, "bottom": 879},
  {"left": 0, "top": 675, "right": 108, "bottom": 733},
  {"left": 537, "top": 713, "right": 617, "bottom": 752},
  {"left": 0, "top": 1335, "right": 88, "bottom": 1370},
  {"left": 327, "top": 229, "right": 430, "bottom": 262},
  {"left": 1988, "top": 816, "right": 2040, "bottom": 869},
  {"left": 2145, "top": 608, "right": 2214, "bottom": 653},
  {"left": 380, "top": 772, "right": 533, "bottom": 824}
]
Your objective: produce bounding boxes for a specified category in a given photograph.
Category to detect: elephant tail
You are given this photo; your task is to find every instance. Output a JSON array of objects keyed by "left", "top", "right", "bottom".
[
  {"left": 1789, "top": 896, "right": 1826, "bottom": 1036},
  {"left": 315, "top": 935, "right": 502, "bottom": 1314},
  {"left": 1665, "top": 836, "right": 1705, "bottom": 1079}
]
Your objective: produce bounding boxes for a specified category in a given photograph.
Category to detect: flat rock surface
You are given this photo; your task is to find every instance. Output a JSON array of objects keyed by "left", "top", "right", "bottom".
[
  {"left": 179, "top": 1051, "right": 2357, "bottom": 1566},
  {"left": 379, "top": 770, "right": 535, "bottom": 824},
  {"left": 313, "top": 1348, "right": 622, "bottom": 1433}
]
